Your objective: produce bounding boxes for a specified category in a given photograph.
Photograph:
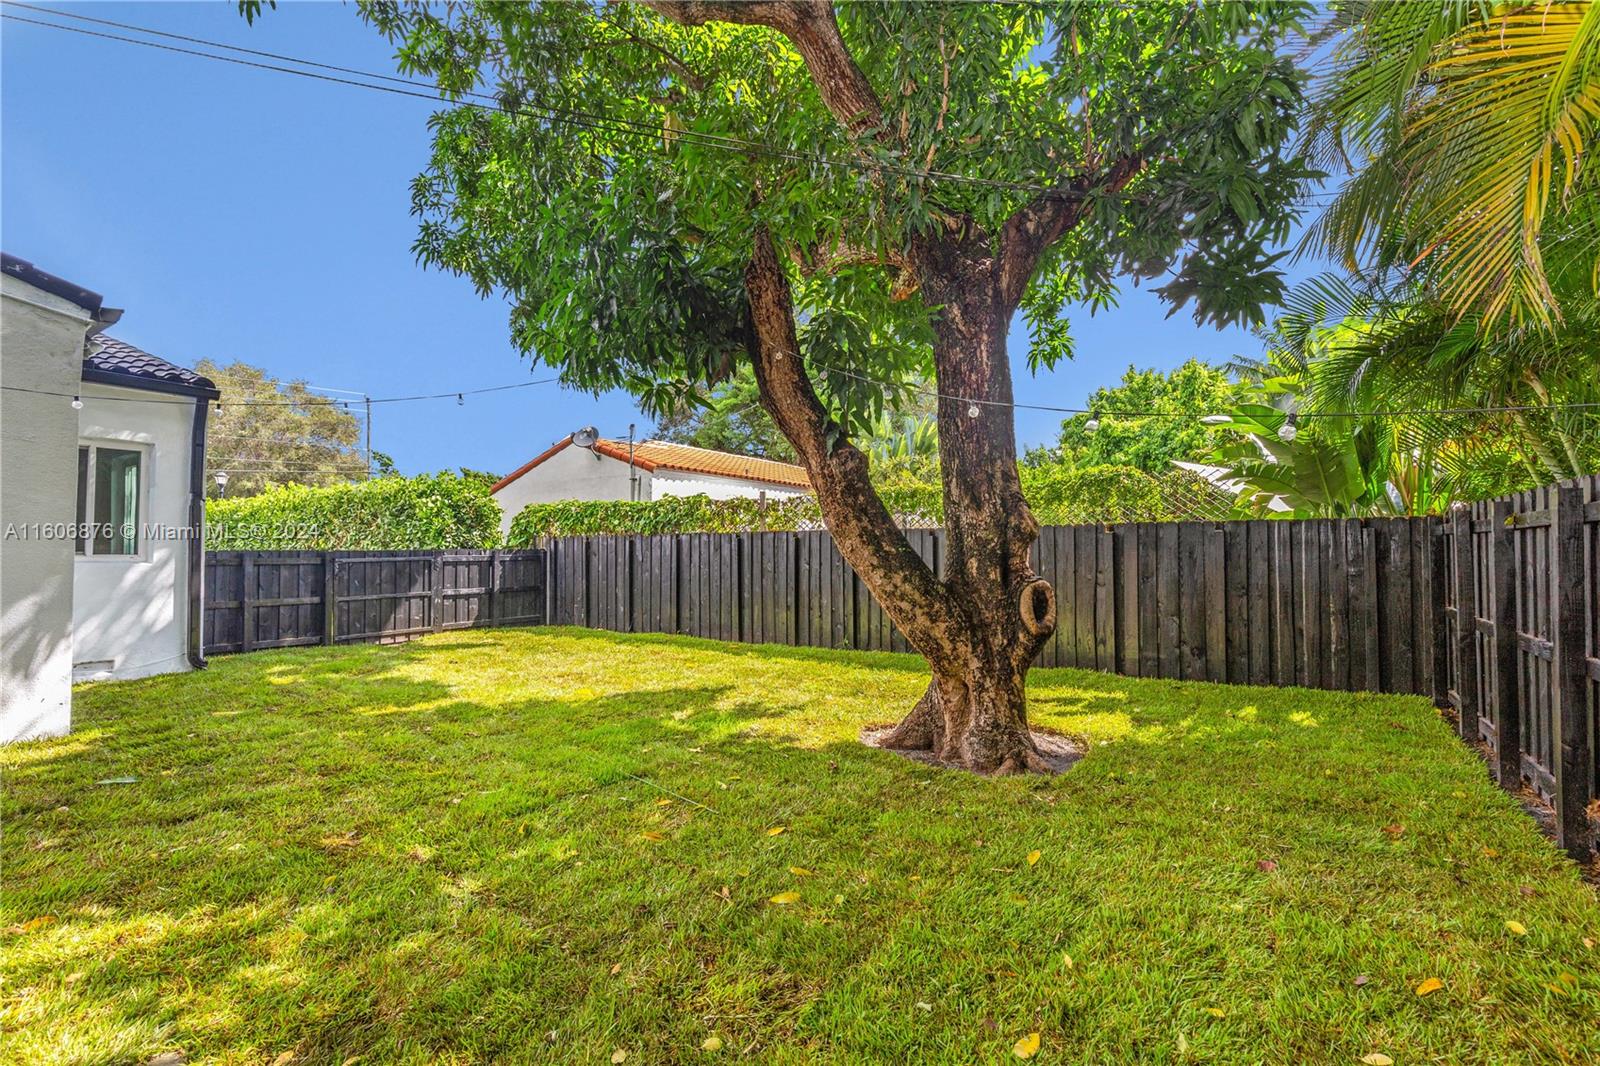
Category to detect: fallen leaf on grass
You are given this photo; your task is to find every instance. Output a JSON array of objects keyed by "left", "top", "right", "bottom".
[
  {"left": 1010, "top": 894, "right": 1028, "bottom": 906},
  {"left": 769, "top": 891, "right": 801, "bottom": 905},
  {"left": 1352, "top": 974, "right": 1370, "bottom": 987},
  {"left": 641, "top": 832, "right": 666, "bottom": 842},
  {"left": 788, "top": 866, "right": 814, "bottom": 877},
  {"left": 766, "top": 826, "right": 786, "bottom": 837},
  {"left": 1026, "top": 850, "right": 1041, "bottom": 866},
  {"left": 609, "top": 963, "right": 622, "bottom": 975},
  {"left": 611, "top": 1051, "right": 627, "bottom": 1064},
  {"left": 1202, "top": 1007, "right": 1225, "bottom": 1018},
  {"left": 318, "top": 834, "right": 360, "bottom": 850},
  {"left": 1505, "top": 920, "right": 1528, "bottom": 936},
  {"left": 656, "top": 799, "right": 674, "bottom": 807},
  {"left": 7, "top": 915, "right": 55, "bottom": 934},
  {"left": 1062, "top": 953, "right": 1074, "bottom": 970},
  {"left": 1360, "top": 1054, "right": 1394, "bottom": 1066},
  {"left": 701, "top": 1036, "right": 722, "bottom": 1051},
  {"left": 95, "top": 777, "right": 139, "bottom": 786},
  {"left": 271, "top": 1053, "right": 297, "bottom": 1066},
  {"left": 1012, "top": 1032, "right": 1041, "bottom": 1059},
  {"left": 1481, "top": 847, "right": 1498, "bottom": 857},
  {"left": 1381, "top": 824, "right": 1404, "bottom": 838},
  {"left": 1583, "top": 937, "right": 1595, "bottom": 950},
  {"left": 1256, "top": 860, "right": 1278, "bottom": 872},
  {"left": 1414, "top": 977, "right": 1443, "bottom": 997}
]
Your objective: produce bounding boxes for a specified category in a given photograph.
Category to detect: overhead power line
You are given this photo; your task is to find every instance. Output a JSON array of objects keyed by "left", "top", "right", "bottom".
[{"left": 1, "top": 5, "right": 1346, "bottom": 207}]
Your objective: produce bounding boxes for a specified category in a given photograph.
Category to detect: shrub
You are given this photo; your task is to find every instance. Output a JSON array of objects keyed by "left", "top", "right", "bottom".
[
  {"left": 207, "top": 473, "right": 501, "bottom": 550},
  {"left": 506, "top": 495, "right": 824, "bottom": 543}
]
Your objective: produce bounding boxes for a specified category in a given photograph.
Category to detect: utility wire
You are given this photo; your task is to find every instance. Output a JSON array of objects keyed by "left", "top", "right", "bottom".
[
  {"left": 1, "top": 5, "right": 1347, "bottom": 208},
  {"left": 1, "top": 376, "right": 560, "bottom": 407}
]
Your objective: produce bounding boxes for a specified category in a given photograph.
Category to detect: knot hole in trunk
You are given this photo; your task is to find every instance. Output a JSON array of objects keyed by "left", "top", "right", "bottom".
[{"left": 1018, "top": 577, "right": 1056, "bottom": 637}]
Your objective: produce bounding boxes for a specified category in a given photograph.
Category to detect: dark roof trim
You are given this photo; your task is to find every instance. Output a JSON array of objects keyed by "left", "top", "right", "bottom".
[
  {"left": 83, "top": 336, "right": 220, "bottom": 400},
  {"left": 1, "top": 252, "right": 107, "bottom": 316},
  {"left": 80, "top": 365, "right": 220, "bottom": 401}
]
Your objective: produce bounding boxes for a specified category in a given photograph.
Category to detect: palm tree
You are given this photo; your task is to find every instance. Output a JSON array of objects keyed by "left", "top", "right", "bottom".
[{"left": 1304, "top": 1, "right": 1600, "bottom": 330}]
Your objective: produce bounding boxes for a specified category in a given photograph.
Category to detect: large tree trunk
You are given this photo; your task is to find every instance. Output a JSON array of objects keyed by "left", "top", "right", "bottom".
[
  {"left": 872, "top": 235, "right": 1056, "bottom": 773},
  {"left": 744, "top": 228, "right": 1056, "bottom": 774}
]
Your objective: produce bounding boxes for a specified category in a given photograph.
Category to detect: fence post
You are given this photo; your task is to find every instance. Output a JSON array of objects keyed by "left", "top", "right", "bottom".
[
  {"left": 240, "top": 553, "right": 256, "bottom": 653},
  {"left": 1550, "top": 484, "right": 1594, "bottom": 859},
  {"left": 488, "top": 548, "right": 502, "bottom": 627},
  {"left": 1489, "top": 500, "right": 1520, "bottom": 787},
  {"left": 322, "top": 551, "right": 336, "bottom": 646},
  {"left": 1451, "top": 505, "right": 1480, "bottom": 742},
  {"left": 431, "top": 555, "right": 445, "bottom": 634}
]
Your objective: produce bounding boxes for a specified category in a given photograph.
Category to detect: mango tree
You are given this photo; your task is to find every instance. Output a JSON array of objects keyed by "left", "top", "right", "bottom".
[{"left": 353, "top": 0, "right": 1312, "bottom": 772}]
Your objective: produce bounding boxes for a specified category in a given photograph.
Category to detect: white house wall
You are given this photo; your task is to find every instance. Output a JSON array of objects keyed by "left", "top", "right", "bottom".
[
  {"left": 1, "top": 275, "right": 91, "bottom": 741},
  {"left": 650, "top": 469, "right": 807, "bottom": 502},
  {"left": 72, "top": 382, "right": 198, "bottom": 682},
  {"left": 493, "top": 445, "right": 646, "bottom": 533}
]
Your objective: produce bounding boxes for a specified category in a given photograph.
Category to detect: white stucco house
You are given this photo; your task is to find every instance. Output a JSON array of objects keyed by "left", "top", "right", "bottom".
[
  {"left": 2, "top": 253, "right": 218, "bottom": 743},
  {"left": 490, "top": 434, "right": 811, "bottom": 533}
]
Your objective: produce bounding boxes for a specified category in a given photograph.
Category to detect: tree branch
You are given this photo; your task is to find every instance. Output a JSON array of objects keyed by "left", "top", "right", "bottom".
[
  {"left": 744, "top": 227, "right": 965, "bottom": 666},
  {"left": 998, "top": 154, "right": 1143, "bottom": 309},
  {"left": 791, "top": 238, "right": 918, "bottom": 300},
  {"left": 642, "top": 1, "right": 884, "bottom": 138},
  {"left": 593, "top": 12, "right": 709, "bottom": 92}
]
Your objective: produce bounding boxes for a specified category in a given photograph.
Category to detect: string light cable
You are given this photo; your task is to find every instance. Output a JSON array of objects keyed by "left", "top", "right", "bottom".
[
  {"left": 821, "top": 366, "right": 1600, "bottom": 422},
  {"left": 2, "top": 376, "right": 561, "bottom": 407}
]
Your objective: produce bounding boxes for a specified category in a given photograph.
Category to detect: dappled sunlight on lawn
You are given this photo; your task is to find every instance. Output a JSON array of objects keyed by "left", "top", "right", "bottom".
[{"left": 3, "top": 628, "right": 1596, "bottom": 1064}]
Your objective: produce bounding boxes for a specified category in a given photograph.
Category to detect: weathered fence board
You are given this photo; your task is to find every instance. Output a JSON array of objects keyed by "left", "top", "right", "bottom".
[{"left": 204, "top": 549, "right": 546, "bottom": 653}]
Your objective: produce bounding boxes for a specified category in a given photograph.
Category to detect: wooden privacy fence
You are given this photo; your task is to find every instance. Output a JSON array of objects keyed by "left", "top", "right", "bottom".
[
  {"left": 203, "top": 549, "right": 546, "bottom": 653},
  {"left": 547, "top": 521, "right": 1448, "bottom": 693},
  {"left": 1443, "top": 476, "right": 1599, "bottom": 856},
  {"left": 546, "top": 475, "right": 1597, "bottom": 856}
]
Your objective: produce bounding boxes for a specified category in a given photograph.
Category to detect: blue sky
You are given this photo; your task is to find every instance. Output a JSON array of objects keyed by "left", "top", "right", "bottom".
[{"left": 3, "top": 2, "right": 1323, "bottom": 477}]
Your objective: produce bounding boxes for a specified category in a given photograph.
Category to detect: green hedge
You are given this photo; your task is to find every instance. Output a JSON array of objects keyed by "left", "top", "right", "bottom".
[
  {"left": 206, "top": 473, "right": 501, "bottom": 550},
  {"left": 506, "top": 495, "right": 824, "bottom": 543}
]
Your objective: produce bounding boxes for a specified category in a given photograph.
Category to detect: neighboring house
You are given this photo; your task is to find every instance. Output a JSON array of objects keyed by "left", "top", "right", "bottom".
[
  {"left": 491, "top": 435, "right": 810, "bottom": 533},
  {"left": 1, "top": 253, "right": 218, "bottom": 743}
]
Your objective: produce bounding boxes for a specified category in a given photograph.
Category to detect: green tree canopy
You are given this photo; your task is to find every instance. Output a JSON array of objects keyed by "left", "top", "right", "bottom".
[
  {"left": 198, "top": 359, "right": 367, "bottom": 497},
  {"left": 1047, "top": 359, "right": 1241, "bottom": 473},
  {"left": 330, "top": 0, "right": 1314, "bottom": 773}
]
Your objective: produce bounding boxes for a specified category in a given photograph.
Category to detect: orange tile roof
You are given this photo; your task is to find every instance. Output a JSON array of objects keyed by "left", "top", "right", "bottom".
[{"left": 491, "top": 436, "right": 810, "bottom": 494}]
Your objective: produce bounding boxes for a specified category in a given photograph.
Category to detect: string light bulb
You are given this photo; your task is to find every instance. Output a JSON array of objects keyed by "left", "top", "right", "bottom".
[
  {"left": 966, "top": 402, "right": 979, "bottom": 418},
  {"left": 70, "top": 395, "right": 83, "bottom": 410},
  {"left": 1084, "top": 414, "right": 1100, "bottom": 433},
  {"left": 1278, "top": 412, "right": 1299, "bottom": 442},
  {"left": 456, "top": 393, "right": 464, "bottom": 406}
]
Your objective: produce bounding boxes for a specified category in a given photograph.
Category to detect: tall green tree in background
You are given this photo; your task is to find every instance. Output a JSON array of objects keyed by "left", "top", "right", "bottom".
[
  {"left": 1049, "top": 359, "right": 1240, "bottom": 473},
  {"left": 334, "top": 1, "right": 1312, "bottom": 772},
  {"left": 198, "top": 360, "right": 368, "bottom": 497}
]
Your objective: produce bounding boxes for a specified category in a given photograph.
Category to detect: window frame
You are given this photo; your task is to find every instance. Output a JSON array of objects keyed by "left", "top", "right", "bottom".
[{"left": 75, "top": 439, "right": 151, "bottom": 562}]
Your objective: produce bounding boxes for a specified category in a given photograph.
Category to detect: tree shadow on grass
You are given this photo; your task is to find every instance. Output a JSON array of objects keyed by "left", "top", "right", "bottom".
[{"left": 5, "top": 632, "right": 1589, "bottom": 1065}]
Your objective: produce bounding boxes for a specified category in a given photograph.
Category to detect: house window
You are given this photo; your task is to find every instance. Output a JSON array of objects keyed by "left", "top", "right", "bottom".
[{"left": 76, "top": 443, "right": 143, "bottom": 556}]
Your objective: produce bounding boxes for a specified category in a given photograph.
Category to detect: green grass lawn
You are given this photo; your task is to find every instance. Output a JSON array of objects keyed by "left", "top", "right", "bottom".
[{"left": 4, "top": 628, "right": 1596, "bottom": 1064}]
